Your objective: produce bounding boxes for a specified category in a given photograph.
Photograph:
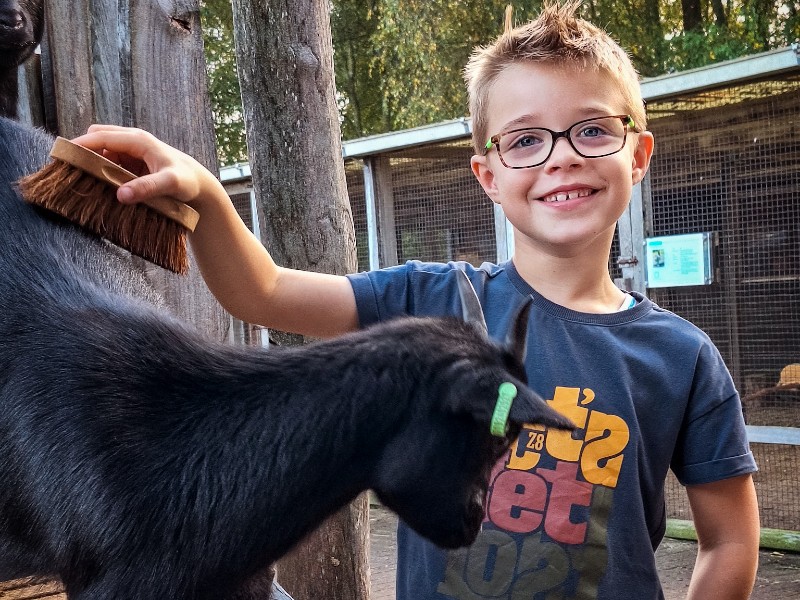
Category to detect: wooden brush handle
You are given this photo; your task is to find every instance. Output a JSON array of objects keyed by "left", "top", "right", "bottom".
[{"left": 50, "top": 137, "right": 200, "bottom": 232}]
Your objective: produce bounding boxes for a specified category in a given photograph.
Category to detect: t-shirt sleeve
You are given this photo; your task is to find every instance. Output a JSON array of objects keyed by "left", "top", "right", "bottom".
[
  {"left": 670, "top": 339, "right": 757, "bottom": 485},
  {"left": 346, "top": 263, "right": 412, "bottom": 326},
  {"left": 346, "top": 260, "right": 482, "bottom": 327}
]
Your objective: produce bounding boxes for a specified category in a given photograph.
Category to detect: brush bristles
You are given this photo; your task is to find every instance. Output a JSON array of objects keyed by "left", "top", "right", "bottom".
[{"left": 18, "top": 159, "right": 189, "bottom": 274}]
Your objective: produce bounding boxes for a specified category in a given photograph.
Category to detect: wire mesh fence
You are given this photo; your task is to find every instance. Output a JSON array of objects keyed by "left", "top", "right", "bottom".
[
  {"left": 346, "top": 142, "right": 499, "bottom": 271},
  {"left": 338, "top": 74, "right": 800, "bottom": 535},
  {"left": 345, "top": 161, "right": 370, "bottom": 271},
  {"left": 645, "top": 76, "right": 800, "bottom": 531}
]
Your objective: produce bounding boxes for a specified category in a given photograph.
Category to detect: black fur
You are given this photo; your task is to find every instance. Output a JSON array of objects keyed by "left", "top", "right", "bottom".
[
  {"left": 0, "top": 117, "right": 572, "bottom": 599},
  {"left": 0, "top": 0, "right": 43, "bottom": 118}
]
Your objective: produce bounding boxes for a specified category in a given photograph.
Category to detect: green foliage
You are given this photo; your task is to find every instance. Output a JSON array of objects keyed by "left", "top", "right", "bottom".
[
  {"left": 331, "top": 0, "right": 384, "bottom": 138},
  {"left": 581, "top": 0, "right": 670, "bottom": 77},
  {"left": 664, "top": 27, "right": 751, "bottom": 72},
  {"left": 335, "top": 0, "right": 544, "bottom": 138},
  {"left": 201, "top": 0, "right": 800, "bottom": 165},
  {"left": 656, "top": 0, "right": 800, "bottom": 73},
  {"left": 200, "top": 0, "right": 247, "bottom": 166}
]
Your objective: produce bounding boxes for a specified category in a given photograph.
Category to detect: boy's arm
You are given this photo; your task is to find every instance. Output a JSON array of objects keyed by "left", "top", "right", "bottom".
[
  {"left": 685, "top": 474, "right": 759, "bottom": 600},
  {"left": 72, "top": 125, "right": 360, "bottom": 338},
  {"left": 187, "top": 193, "right": 359, "bottom": 337}
]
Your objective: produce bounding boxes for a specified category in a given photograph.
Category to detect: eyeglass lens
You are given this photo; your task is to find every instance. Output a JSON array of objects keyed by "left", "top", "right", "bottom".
[{"left": 497, "top": 116, "right": 628, "bottom": 168}]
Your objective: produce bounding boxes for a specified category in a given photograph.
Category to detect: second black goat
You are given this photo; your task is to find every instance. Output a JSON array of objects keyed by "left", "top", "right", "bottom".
[{"left": 0, "top": 0, "right": 43, "bottom": 118}]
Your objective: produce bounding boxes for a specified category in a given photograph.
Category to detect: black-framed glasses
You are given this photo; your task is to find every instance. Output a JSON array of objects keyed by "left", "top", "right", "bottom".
[{"left": 484, "top": 115, "right": 639, "bottom": 169}]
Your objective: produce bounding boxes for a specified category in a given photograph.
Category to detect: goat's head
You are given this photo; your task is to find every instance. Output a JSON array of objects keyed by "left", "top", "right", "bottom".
[
  {"left": 370, "top": 271, "right": 574, "bottom": 548},
  {"left": 0, "top": 0, "right": 43, "bottom": 71}
]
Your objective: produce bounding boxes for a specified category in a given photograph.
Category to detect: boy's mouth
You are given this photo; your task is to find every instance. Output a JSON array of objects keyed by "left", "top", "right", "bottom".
[{"left": 539, "top": 188, "right": 594, "bottom": 203}]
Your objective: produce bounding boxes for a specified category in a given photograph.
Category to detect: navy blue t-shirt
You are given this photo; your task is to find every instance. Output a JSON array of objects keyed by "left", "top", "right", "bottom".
[{"left": 347, "top": 260, "right": 756, "bottom": 600}]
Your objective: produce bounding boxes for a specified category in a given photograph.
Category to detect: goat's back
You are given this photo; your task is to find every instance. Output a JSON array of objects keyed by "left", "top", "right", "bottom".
[{"left": 0, "top": 118, "right": 163, "bottom": 309}]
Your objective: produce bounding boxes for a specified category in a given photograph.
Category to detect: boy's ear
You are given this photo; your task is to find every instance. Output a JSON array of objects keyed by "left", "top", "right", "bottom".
[
  {"left": 471, "top": 154, "right": 502, "bottom": 205},
  {"left": 631, "top": 131, "right": 654, "bottom": 185}
]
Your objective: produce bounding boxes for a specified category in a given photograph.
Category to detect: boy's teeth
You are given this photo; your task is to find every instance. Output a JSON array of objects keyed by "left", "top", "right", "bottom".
[{"left": 542, "top": 189, "right": 591, "bottom": 202}]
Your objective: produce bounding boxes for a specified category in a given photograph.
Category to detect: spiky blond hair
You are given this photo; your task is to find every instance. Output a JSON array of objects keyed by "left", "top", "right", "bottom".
[{"left": 464, "top": 1, "right": 646, "bottom": 154}]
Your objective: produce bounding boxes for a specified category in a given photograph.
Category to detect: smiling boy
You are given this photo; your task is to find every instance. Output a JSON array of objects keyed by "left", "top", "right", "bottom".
[{"left": 75, "top": 2, "right": 759, "bottom": 598}]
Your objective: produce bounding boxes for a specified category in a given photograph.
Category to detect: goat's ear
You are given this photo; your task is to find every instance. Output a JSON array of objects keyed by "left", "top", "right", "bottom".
[
  {"left": 444, "top": 377, "right": 573, "bottom": 433},
  {"left": 506, "top": 385, "right": 575, "bottom": 432},
  {"left": 504, "top": 299, "right": 532, "bottom": 364},
  {"left": 455, "top": 269, "right": 488, "bottom": 337}
]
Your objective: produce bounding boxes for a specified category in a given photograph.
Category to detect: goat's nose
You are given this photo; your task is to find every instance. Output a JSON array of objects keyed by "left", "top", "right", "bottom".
[{"left": 0, "top": 9, "right": 25, "bottom": 30}]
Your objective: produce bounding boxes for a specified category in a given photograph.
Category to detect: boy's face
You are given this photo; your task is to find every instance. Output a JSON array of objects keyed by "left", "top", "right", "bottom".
[{"left": 471, "top": 62, "right": 653, "bottom": 258}]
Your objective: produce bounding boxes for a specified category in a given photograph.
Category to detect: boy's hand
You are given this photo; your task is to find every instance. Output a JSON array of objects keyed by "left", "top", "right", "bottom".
[
  {"left": 72, "top": 125, "right": 359, "bottom": 337},
  {"left": 72, "top": 124, "right": 223, "bottom": 209}
]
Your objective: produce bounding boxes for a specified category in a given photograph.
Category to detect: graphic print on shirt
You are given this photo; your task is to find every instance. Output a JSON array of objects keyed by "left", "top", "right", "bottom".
[{"left": 437, "top": 386, "right": 630, "bottom": 599}]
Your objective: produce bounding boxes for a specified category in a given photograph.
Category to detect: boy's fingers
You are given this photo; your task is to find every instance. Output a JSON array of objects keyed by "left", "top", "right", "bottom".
[
  {"left": 72, "top": 126, "right": 204, "bottom": 206},
  {"left": 87, "top": 123, "right": 130, "bottom": 134},
  {"left": 118, "top": 169, "right": 187, "bottom": 205},
  {"left": 72, "top": 127, "right": 158, "bottom": 165}
]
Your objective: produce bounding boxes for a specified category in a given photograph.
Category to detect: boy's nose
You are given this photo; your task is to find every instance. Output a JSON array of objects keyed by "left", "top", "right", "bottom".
[{"left": 544, "top": 136, "right": 584, "bottom": 170}]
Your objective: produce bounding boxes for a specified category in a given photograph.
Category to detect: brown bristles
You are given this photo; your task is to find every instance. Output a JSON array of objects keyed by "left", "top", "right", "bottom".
[{"left": 17, "top": 158, "right": 189, "bottom": 274}]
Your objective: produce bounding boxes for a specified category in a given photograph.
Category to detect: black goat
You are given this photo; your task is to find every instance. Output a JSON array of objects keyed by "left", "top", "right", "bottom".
[
  {"left": 0, "top": 0, "right": 43, "bottom": 118},
  {"left": 0, "top": 117, "right": 572, "bottom": 600}
]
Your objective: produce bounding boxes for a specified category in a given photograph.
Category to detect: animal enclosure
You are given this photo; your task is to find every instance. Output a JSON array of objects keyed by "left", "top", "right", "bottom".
[{"left": 223, "top": 47, "right": 800, "bottom": 539}]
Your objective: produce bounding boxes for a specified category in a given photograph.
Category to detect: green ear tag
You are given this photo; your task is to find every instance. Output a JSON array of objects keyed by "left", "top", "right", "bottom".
[{"left": 490, "top": 382, "right": 518, "bottom": 437}]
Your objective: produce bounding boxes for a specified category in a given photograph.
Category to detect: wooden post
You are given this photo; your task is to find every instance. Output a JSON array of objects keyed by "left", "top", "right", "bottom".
[
  {"left": 230, "top": 0, "right": 367, "bottom": 598},
  {"left": 42, "top": 0, "right": 228, "bottom": 341}
]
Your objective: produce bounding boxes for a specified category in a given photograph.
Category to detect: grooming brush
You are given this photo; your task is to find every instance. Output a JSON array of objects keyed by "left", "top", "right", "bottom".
[{"left": 17, "top": 137, "right": 200, "bottom": 274}]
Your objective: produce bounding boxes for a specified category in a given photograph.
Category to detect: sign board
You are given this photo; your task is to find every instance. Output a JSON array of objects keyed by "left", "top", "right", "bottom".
[{"left": 644, "top": 232, "right": 714, "bottom": 288}]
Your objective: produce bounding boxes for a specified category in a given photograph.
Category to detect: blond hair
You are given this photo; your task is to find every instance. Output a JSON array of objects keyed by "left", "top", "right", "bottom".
[{"left": 464, "top": 1, "right": 646, "bottom": 153}]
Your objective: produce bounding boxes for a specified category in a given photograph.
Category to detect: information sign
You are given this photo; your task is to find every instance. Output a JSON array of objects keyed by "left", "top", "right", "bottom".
[{"left": 644, "top": 233, "right": 714, "bottom": 288}]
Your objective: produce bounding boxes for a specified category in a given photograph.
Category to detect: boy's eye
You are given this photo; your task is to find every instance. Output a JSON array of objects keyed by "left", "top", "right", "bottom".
[
  {"left": 505, "top": 130, "right": 546, "bottom": 151},
  {"left": 576, "top": 123, "right": 611, "bottom": 138}
]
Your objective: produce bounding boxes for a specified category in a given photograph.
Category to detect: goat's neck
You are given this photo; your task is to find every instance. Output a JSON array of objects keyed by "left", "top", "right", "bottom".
[{"left": 159, "top": 330, "right": 425, "bottom": 565}]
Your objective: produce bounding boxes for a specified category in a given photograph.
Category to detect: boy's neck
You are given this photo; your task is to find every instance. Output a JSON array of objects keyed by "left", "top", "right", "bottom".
[{"left": 511, "top": 243, "right": 627, "bottom": 314}]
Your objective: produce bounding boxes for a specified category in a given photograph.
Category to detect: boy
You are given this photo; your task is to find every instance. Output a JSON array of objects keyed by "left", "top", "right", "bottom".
[{"left": 75, "top": 3, "right": 759, "bottom": 598}]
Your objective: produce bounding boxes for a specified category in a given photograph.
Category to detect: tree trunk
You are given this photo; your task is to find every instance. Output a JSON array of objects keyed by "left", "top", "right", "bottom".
[
  {"left": 642, "top": 0, "right": 666, "bottom": 76},
  {"left": 710, "top": 0, "right": 727, "bottom": 28},
  {"left": 42, "top": 0, "right": 228, "bottom": 340},
  {"left": 680, "top": 0, "right": 703, "bottom": 33},
  {"left": 230, "top": 0, "right": 366, "bottom": 598}
]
